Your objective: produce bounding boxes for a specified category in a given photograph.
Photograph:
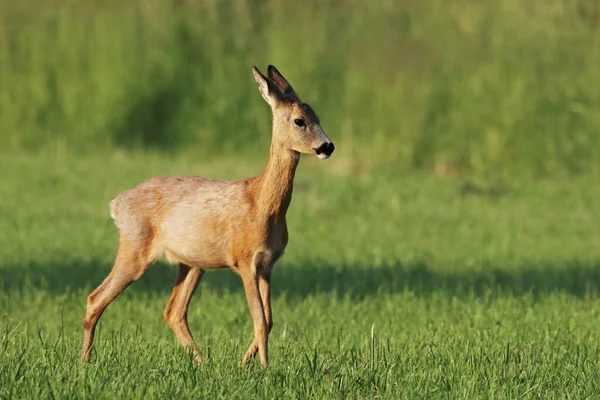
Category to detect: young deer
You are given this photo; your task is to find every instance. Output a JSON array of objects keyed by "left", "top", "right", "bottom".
[{"left": 81, "top": 65, "right": 334, "bottom": 367}]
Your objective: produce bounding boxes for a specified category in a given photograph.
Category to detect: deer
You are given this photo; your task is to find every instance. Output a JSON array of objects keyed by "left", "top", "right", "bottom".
[{"left": 81, "top": 65, "right": 335, "bottom": 367}]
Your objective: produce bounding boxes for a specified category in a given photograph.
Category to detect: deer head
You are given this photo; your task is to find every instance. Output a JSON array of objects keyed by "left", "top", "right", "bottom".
[{"left": 252, "top": 65, "right": 334, "bottom": 159}]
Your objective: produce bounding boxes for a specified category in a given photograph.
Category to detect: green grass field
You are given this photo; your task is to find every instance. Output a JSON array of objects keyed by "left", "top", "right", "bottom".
[
  {"left": 2, "top": 1, "right": 600, "bottom": 397},
  {"left": 1, "top": 153, "right": 600, "bottom": 398}
]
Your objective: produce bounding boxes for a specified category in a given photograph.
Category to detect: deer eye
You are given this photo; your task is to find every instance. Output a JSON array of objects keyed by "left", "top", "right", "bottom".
[{"left": 294, "top": 119, "right": 305, "bottom": 127}]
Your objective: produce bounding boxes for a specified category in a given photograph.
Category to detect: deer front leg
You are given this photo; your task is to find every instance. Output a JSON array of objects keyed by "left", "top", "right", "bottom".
[
  {"left": 242, "top": 271, "right": 273, "bottom": 362},
  {"left": 240, "top": 269, "right": 268, "bottom": 367},
  {"left": 259, "top": 272, "right": 273, "bottom": 334}
]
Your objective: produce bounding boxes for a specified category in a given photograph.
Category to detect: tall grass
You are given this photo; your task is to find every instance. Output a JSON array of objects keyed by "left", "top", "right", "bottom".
[{"left": 1, "top": 0, "right": 599, "bottom": 177}]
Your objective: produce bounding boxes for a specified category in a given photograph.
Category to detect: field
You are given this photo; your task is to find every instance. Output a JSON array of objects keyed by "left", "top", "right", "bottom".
[
  {"left": 2, "top": 0, "right": 600, "bottom": 398},
  {"left": 1, "top": 153, "right": 600, "bottom": 398}
]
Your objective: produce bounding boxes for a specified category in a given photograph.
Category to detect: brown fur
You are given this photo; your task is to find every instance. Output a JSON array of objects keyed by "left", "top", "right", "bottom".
[{"left": 81, "top": 65, "right": 334, "bottom": 367}]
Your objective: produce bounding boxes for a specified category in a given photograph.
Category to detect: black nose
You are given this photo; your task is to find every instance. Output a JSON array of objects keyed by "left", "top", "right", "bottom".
[{"left": 315, "top": 142, "right": 335, "bottom": 156}]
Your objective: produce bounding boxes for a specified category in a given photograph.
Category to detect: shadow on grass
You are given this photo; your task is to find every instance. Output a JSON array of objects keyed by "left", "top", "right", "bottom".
[{"left": 1, "top": 259, "right": 599, "bottom": 300}]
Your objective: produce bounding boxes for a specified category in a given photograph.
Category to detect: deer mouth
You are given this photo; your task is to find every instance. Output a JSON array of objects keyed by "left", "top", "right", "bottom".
[{"left": 314, "top": 142, "right": 335, "bottom": 159}]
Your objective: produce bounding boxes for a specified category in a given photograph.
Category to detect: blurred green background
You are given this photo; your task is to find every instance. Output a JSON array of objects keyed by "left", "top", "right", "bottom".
[{"left": 1, "top": 0, "right": 600, "bottom": 178}]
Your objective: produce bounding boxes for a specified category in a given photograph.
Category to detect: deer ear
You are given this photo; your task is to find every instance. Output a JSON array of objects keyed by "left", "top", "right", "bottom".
[
  {"left": 252, "top": 66, "right": 282, "bottom": 107},
  {"left": 267, "top": 65, "right": 298, "bottom": 98}
]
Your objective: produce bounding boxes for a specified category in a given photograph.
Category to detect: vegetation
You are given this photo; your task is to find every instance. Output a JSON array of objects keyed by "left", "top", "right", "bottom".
[
  {"left": 1, "top": 0, "right": 600, "bottom": 177},
  {"left": 2, "top": 1, "right": 600, "bottom": 398},
  {"left": 1, "top": 154, "right": 600, "bottom": 398}
]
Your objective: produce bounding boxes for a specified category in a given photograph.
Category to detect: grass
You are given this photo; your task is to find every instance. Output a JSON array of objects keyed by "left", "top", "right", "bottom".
[
  {"left": 1, "top": 152, "right": 600, "bottom": 398},
  {"left": 1, "top": 0, "right": 600, "bottom": 177}
]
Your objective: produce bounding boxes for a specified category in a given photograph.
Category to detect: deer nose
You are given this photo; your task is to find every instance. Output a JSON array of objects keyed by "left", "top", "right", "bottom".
[{"left": 315, "top": 142, "right": 335, "bottom": 157}]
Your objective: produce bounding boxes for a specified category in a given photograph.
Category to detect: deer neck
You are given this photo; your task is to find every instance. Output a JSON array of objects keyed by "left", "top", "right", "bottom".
[{"left": 255, "top": 140, "right": 299, "bottom": 221}]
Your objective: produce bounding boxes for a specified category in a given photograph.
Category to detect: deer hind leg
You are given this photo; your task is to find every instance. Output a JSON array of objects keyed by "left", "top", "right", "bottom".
[
  {"left": 163, "top": 264, "right": 205, "bottom": 364},
  {"left": 242, "top": 271, "right": 273, "bottom": 364},
  {"left": 81, "top": 237, "right": 153, "bottom": 362},
  {"left": 240, "top": 268, "right": 269, "bottom": 367}
]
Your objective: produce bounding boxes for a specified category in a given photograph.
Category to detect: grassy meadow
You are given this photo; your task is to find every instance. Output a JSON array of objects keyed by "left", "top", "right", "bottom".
[
  {"left": 1, "top": 154, "right": 600, "bottom": 398},
  {"left": 2, "top": 0, "right": 600, "bottom": 398}
]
